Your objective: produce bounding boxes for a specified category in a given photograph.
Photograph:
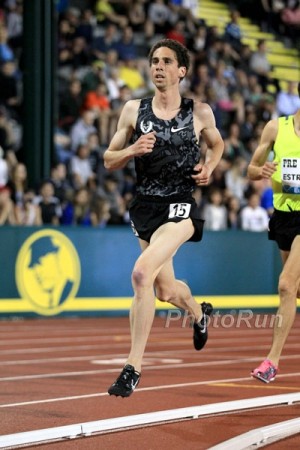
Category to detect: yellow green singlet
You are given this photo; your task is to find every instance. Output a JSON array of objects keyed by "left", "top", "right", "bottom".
[{"left": 272, "top": 115, "right": 300, "bottom": 211}]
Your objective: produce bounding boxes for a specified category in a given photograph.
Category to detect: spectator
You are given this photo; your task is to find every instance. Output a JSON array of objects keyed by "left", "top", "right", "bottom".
[
  {"left": 226, "top": 195, "right": 242, "bottom": 229},
  {"left": 90, "top": 196, "right": 111, "bottom": 227},
  {"left": 6, "top": 0, "right": 23, "bottom": 53},
  {"left": 0, "top": 185, "right": 15, "bottom": 224},
  {"left": 224, "top": 122, "right": 249, "bottom": 162},
  {"left": 94, "top": 0, "right": 128, "bottom": 28},
  {"left": 14, "top": 189, "right": 42, "bottom": 226},
  {"left": 91, "top": 23, "right": 118, "bottom": 62},
  {"left": 59, "top": 78, "right": 84, "bottom": 132},
  {"left": 69, "top": 143, "right": 96, "bottom": 190},
  {"left": 166, "top": 20, "right": 187, "bottom": 46},
  {"left": 6, "top": 160, "right": 27, "bottom": 205},
  {"left": 0, "top": 25, "right": 15, "bottom": 63},
  {"left": 70, "top": 109, "right": 98, "bottom": 152},
  {"left": 0, "top": 145, "right": 9, "bottom": 187},
  {"left": 241, "top": 191, "right": 269, "bottom": 231},
  {"left": 0, "top": 105, "right": 15, "bottom": 151},
  {"left": 249, "top": 39, "right": 277, "bottom": 93},
  {"left": 0, "top": 59, "right": 22, "bottom": 120},
  {"left": 34, "top": 181, "right": 62, "bottom": 225},
  {"left": 128, "top": 0, "right": 153, "bottom": 38},
  {"left": 190, "top": 24, "right": 207, "bottom": 53},
  {"left": 147, "top": 0, "right": 171, "bottom": 34},
  {"left": 224, "top": 10, "right": 243, "bottom": 52},
  {"left": 118, "top": 57, "right": 149, "bottom": 98},
  {"left": 97, "top": 174, "right": 126, "bottom": 225},
  {"left": 81, "top": 80, "right": 112, "bottom": 146},
  {"left": 202, "top": 187, "right": 228, "bottom": 230},
  {"left": 113, "top": 26, "right": 139, "bottom": 61},
  {"left": 61, "top": 186, "right": 93, "bottom": 225},
  {"left": 74, "top": 8, "right": 95, "bottom": 46},
  {"left": 276, "top": 80, "right": 300, "bottom": 116},
  {"left": 47, "top": 162, "right": 73, "bottom": 204},
  {"left": 225, "top": 156, "right": 249, "bottom": 204},
  {"left": 86, "top": 131, "right": 106, "bottom": 184}
]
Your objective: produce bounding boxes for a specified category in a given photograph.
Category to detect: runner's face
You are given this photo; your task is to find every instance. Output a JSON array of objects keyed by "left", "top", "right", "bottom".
[{"left": 150, "top": 47, "right": 186, "bottom": 89}]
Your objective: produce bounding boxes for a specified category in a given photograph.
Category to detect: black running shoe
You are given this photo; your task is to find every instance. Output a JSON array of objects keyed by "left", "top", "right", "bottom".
[
  {"left": 193, "top": 302, "right": 213, "bottom": 351},
  {"left": 108, "top": 364, "right": 141, "bottom": 397}
]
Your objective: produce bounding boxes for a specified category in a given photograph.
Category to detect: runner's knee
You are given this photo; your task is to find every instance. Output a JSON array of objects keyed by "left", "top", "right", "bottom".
[{"left": 278, "top": 273, "right": 297, "bottom": 298}]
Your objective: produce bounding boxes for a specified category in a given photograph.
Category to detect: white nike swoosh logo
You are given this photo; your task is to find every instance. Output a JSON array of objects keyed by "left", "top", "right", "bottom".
[
  {"left": 171, "top": 126, "right": 188, "bottom": 132},
  {"left": 199, "top": 316, "right": 207, "bottom": 334}
]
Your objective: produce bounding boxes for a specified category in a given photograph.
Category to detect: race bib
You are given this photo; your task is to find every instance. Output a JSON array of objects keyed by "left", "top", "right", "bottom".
[
  {"left": 282, "top": 158, "right": 300, "bottom": 194},
  {"left": 168, "top": 203, "right": 191, "bottom": 219}
]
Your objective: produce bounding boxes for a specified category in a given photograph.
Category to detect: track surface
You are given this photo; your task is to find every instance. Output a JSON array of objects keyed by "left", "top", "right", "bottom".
[{"left": 1, "top": 312, "right": 300, "bottom": 449}]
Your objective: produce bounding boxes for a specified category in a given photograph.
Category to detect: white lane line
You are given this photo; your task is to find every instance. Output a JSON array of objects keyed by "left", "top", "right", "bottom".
[
  {"left": 0, "top": 337, "right": 299, "bottom": 357},
  {"left": 0, "top": 374, "right": 282, "bottom": 408},
  {"left": 1, "top": 392, "right": 300, "bottom": 448},
  {"left": 208, "top": 417, "right": 300, "bottom": 450},
  {"left": 1, "top": 354, "right": 300, "bottom": 382}
]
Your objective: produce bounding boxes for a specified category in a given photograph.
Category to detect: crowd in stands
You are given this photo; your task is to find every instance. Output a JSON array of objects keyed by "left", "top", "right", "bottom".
[{"left": 0, "top": 0, "right": 299, "bottom": 231}]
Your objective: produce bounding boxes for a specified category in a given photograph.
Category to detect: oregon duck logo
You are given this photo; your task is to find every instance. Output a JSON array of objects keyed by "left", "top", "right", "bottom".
[{"left": 15, "top": 229, "right": 81, "bottom": 315}]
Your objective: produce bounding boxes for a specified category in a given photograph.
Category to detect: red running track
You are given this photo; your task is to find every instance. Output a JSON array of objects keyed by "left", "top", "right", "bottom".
[{"left": 0, "top": 312, "right": 300, "bottom": 449}]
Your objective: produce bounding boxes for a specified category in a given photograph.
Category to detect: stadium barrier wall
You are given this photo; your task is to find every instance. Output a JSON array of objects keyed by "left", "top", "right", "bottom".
[{"left": 0, "top": 226, "right": 283, "bottom": 318}]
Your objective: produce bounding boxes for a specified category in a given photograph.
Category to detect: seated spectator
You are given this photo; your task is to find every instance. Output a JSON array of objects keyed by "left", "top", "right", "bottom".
[
  {"left": 0, "top": 185, "right": 15, "bottom": 224},
  {"left": 61, "top": 186, "right": 93, "bottom": 226},
  {"left": 47, "top": 162, "right": 73, "bottom": 205},
  {"left": 58, "top": 78, "right": 84, "bottom": 133},
  {"left": 69, "top": 36, "right": 90, "bottom": 72},
  {"left": 128, "top": 0, "right": 154, "bottom": 38},
  {"left": 166, "top": 20, "right": 187, "bottom": 46},
  {"left": 97, "top": 174, "right": 126, "bottom": 225},
  {"left": 113, "top": 26, "right": 138, "bottom": 62},
  {"left": 81, "top": 80, "right": 112, "bottom": 146},
  {"left": 202, "top": 187, "right": 228, "bottom": 230},
  {"left": 70, "top": 109, "right": 98, "bottom": 152},
  {"left": 90, "top": 196, "right": 111, "bottom": 228},
  {"left": 0, "top": 105, "right": 15, "bottom": 151},
  {"left": 224, "top": 122, "right": 249, "bottom": 162},
  {"left": 6, "top": 0, "right": 23, "bottom": 54},
  {"left": 94, "top": 0, "right": 128, "bottom": 28},
  {"left": 147, "top": 0, "right": 171, "bottom": 35},
  {"left": 6, "top": 161, "right": 27, "bottom": 206},
  {"left": 276, "top": 80, "right": 300, "bottom": 116},
  {"left": 81, "top": 59, "right": 107, "bottom": 96},
  {"left": 0, "top": 59, "right": 22, "bottom": 120},
  {"left": 34, "top": 181, "right": 62, "bottom": 225},
  {"left": 0, "top": 145, "right": 8, "bottom": 187},
  {"left": 225, "top": 156, "right": 249, "bottom": 204},
  {"left": 69, "top": 143, "right": 96, "bottom": 190},
  {"left": 0, "top": 25, "right": 15, "bottom": 64},
  {"left": 224, "top": 10, "right": 243, "bottom": 52},
  {"left": 54, "top": 127, "right": 73, "bottom": 164},
  {"left": 15, "top": 189, "right": 42, "bottom": 226},
  {"left": 86, "top": 131, "right": 106, "bottom": 184},
  {"left": 249, "top": 39, "right": 279, "bottom": 93},
  {"left": 74, "top": 8, "right": 96, "bottom": 46},
  {"left": 91, "top": 23, "right": 118, "bottom": 62},
  {"left": 118, "top": 58, "right": 148, "bottom": 98},
  {"left": 240, "top": 192, "right": 269, "bottom": 231},
  {"left": 226, "top": 195, "right": 242, "bottom": 229},
  {"left": 189, "top": 24, "right": 207, "bottom": 53}
]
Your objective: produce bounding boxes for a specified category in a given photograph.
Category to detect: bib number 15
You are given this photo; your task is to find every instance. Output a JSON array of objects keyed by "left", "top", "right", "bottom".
[{"left": 168, "top": 203, "right": 191, "bottom": 219}]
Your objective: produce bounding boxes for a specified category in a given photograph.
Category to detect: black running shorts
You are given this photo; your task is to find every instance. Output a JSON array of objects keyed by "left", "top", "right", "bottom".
[
  {"left": 268, "top": 209, "right": 300, "bottom": 251},
  {"left": 129, "top": 194, "right": 204, "bottom": 243}
]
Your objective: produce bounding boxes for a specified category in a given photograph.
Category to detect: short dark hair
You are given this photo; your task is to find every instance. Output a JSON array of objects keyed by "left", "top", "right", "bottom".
[{"left": 148, "top": 39, "right": 190, "bottom": 76}]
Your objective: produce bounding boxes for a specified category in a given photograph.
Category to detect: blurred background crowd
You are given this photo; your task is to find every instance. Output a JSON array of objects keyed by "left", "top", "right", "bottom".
[{"left": 0, "top": 0, "right": 299, "bottom": 231}]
